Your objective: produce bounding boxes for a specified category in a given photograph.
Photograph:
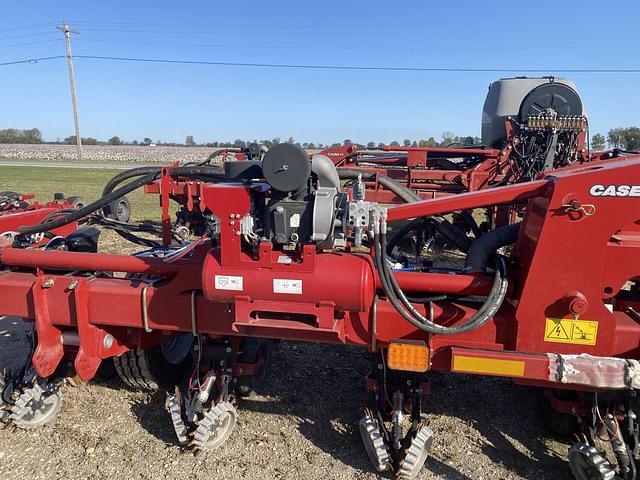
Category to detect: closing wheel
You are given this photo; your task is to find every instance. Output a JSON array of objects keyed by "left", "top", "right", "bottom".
[
  {"left": 9, "top": 383, "right": 63, "bottom": 429},
  {"left": 568, "top": 443, "right": 616, "bottom": 480},
  {"left": 0, "top": 368, "right": 10, "bottom": 422},
  {"left": 114, "top": 334, "right": 194, "bottom": 391},
  {"left": 191, "top": 401, "right": 237, "bottom": 451},
  {"left": 359, "top": 414, "right": 391, "bottom": 472},
  {"left": 398, "top": 424, "right": 434, "bottom": 480},
  {"left": 166, "top": 388, "right": 189, "bottom": 445}
]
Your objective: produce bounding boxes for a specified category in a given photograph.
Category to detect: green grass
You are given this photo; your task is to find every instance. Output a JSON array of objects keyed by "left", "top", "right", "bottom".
[{"left": 0, "top": 166, "right": 160, "bottom": 221}]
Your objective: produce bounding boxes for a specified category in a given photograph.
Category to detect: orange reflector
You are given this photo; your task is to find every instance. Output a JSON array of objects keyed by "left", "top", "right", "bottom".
[{"left": 387, "top": 341, "right": 430, "bottom": 373}]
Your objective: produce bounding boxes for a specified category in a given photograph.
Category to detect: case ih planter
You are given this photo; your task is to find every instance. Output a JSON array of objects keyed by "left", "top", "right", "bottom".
[{"left": 1, "top": 78, "right": 639, "bottom": 479}]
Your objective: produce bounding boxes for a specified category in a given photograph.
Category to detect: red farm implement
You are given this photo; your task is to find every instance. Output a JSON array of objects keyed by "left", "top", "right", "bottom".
[
  {"left": 0, "top": 144, "right": 639, "bottom": 478},
  {"left": 1, "top": 77, "right": 639, "bottom": 479},
  {"left": 0, "top": 192, "right": 85, "bottom": 248}
]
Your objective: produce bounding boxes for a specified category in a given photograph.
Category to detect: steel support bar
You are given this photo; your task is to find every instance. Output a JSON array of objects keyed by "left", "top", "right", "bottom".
[
  {"left": 0, "top": 248, "right": 195, "bottom": 275},
  {"left": 387, "top": 179, "right": 549, "bottom": 222},
  {"left": 376, "top": 271, "right": 492, "bottom": 296}
]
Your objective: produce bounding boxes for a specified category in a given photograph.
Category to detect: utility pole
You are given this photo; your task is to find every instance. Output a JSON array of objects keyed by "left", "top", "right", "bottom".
[{"left": 57, "top": 22, "right": 82, "bottom": 161}]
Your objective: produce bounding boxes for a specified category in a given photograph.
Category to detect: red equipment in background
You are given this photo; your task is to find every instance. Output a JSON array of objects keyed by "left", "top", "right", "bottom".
[{"left": 0, "top": 192, "right": 82, "bottom": 247}]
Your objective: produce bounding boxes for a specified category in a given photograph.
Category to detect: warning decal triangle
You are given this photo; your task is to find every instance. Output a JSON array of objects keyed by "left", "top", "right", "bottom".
[{"left": 545, "top": 321, "right": 570, "bottom": 340}]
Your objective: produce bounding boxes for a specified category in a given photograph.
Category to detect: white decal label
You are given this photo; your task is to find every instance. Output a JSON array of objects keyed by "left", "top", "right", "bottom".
[
  {"left": 273, "top": 278, "right": 302, "bottom": 295},
  {"left": 215, "top": 275, "right": 243, "bottom": 291},
  {"left": 590, "top": 184, "right": 640, "bottom": 197}
]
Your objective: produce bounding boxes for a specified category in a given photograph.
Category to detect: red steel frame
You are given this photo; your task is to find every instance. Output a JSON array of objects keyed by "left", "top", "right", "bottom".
[{"left": 0, "top": 155, "right": 638, "bottom": 391}]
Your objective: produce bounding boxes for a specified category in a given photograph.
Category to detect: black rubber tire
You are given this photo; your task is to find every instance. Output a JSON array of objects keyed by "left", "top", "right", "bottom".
[
  {"left": 236, "top": 338, "right": 274, "bottom": 397},
  {"left": 95, "top": 358, "right": 118, "bottom": 380},
  {"left": 66, "top": 196, "right": 86, "bottom": 209},
  {"left": 103, "top": 196, "right": 131, "bottom": 223},
  {"left": 539, "top": 389, "right": 579, "bottom": 436},
  {"left": 114, "top": 343, "right": 192, "bottom": 391}
]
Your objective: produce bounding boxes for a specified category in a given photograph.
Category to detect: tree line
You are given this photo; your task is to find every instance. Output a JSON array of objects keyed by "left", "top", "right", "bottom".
[{"left": 1, "top": 127, "right": 639, "bottom": 151}]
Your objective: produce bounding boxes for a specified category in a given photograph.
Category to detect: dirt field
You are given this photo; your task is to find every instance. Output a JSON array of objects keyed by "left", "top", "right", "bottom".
[{"left": 0, "top": 165, "right": 575, "bottom": 479}]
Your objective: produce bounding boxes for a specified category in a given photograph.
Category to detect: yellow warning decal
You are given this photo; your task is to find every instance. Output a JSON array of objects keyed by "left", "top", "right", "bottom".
[{"left": 544, "top": 318, "right": 598, "bottom": 346}]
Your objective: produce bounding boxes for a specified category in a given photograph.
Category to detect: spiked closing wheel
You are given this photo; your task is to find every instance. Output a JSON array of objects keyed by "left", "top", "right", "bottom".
[
  {"left": 359, "top": 414, "right": 391, "bottom": 472},
  {"left": 166, "top": 389, "right": 189, "bottom": 445},
  {"left": 0, "top": 368, "right": 9, "bottom": 422},
  {"left": 191, "top": 401, "right": 237, "bottom": 451},
  {"left": 398, "top": 424, "right": 434, "bottom": 480},
  {"left": 9, "top": 383, "right": 63, "bottom": 429},
  {"left": 568, "top": 443, "right": 616, "bottom": 480}
]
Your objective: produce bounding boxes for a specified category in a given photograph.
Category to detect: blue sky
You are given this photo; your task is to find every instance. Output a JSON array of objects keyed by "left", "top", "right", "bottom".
[{"left": 1, "top": 1, "right": 639, "bottom": 144}]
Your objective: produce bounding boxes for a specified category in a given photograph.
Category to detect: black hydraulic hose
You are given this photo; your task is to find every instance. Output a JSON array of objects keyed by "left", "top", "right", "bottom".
[
  {"left": 386, "top": 218, "right": 427, "bottom": 255},
  {"left": 338, "top": 166, "right": 507, "bottom": 334},
  {"left": 465, "top": 222, "right": 520, "bottom": 273},
  {"left": 19, "top": 172, "right": 160, "bottom": 234},
  {"left": 404, "top": 294, "right": 449, "bottom": 303},
  {"left": 457, "top": 209, "right": 483, "bottom": 238},
  {"left": 337, "top": 168, "right": 473, "bottom": 251},
  {"left": 21, "top": 165, "right": 233, "bottom": 236},
  {"left": 101, "top": 166, "right": 161, "bottom": 198},
  {"left": 377, "top": 228, "right": 508, "bottom": 335},
  {"left": 337, "top": 168, "right": 421, "bottom": 203}
]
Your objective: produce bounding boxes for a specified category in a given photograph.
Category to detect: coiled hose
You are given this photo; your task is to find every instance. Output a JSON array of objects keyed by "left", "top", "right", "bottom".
[
  {"left": 374, "top": 225, "right": 508, "bottom": 335},
  {"left": 340, "top": 167, "right": 510, "bottom": 335}
]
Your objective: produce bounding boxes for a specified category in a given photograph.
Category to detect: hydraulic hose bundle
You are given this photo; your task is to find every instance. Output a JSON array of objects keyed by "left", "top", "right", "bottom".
[
  {"left": 18, "top": 166, "right": 228, "bottom": 241},
  {"left": 373, "top": 211, "right": 508, "bottom": 335},
  {"left": 349, "top": 169, "right": 512, "bottom": 335}
]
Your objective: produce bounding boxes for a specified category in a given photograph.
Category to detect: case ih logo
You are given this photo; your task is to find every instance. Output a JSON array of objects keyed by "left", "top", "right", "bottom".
[{"left": 589, "top": 184, "right": 640, "bottom": 197}]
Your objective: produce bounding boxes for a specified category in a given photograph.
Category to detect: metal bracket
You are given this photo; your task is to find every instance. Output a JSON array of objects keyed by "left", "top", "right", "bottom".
[
  {"left": 191, "top": 290, "right": 198, "bottom": 336},
  {"left": 141, "top": 280, "right": 160, "bottom": 333},
  {"left": 31, "top": 276, "right": 64, "bottom": 378}
]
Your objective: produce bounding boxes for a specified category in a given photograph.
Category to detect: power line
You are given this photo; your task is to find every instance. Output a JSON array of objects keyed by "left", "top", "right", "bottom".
[
  {"left": 1, "top": 53, "right": 639, "bottom": 73},
  {"left": 0, "top": 55, "right": 64, "bottom": 66},
  {"left": 0, "top": 38, "right": 61, "bottom": 50},
  {"left": 74, "top": 37, "right": 636, "bottom": 53},
  {"left": 73, "top": 55, "right": 640, "bottom": 73},
  {"left": 0, "top": 31, "right": 60, "bottom": 41},
  {"left": 0, "top": 22, "right": 58, "bottom": 34}
]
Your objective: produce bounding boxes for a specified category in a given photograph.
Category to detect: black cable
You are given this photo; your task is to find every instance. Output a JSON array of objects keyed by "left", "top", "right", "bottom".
[
  {"left": 72, "top": 55, "right": 640, "bottom": 73},
  {"left": 0, "top": 55, "right": 65, "bottom": 66},
  {"left": 18, "top": 171, "right": 159, "bottom": 234},
  {"left": 4, "top": 52, "right": 639, "bottom": 73},
  {"left": 101, "top": 166, "right": 161, "bottom": 197},
  {"left": 377, "top": 227, "right": 508, "bottom": 335},
  {"left": 19, "top": 165, "right": 231, "bottom": 236}
]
